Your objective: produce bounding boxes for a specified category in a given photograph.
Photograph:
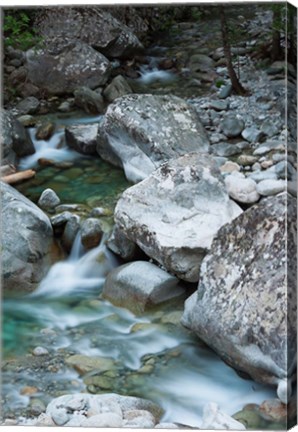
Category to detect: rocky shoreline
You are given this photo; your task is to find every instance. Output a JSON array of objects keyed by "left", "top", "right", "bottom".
[{"left": 1, "top": 3, "right": 297, "bottom": 429}]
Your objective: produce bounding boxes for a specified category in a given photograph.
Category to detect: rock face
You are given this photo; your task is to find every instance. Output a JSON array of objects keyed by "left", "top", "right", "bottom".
[
  {"left": 35, "top": 7, "right": 143, "bottom": 58},
  {"left": 97, "top": 94, "right": 210, "bottom": 183},
  {"left": 102, "top": 261, "right": 182, "bottom": 314},
  {"left": 26, "top": 38, "right": 111, "bottom": 95},
  {"left": 2, "top": 182, "right": 54, "bottom": 296},
  {"left": 114, "top": 153, "right": 242, "bottom": 282},
  {"left": 1, "top": 110, "right": 35, "bottom": 165},
  {"left": 42, "top": 393, "right": 163, "bottom": 427},
  {"left": 65, "top": 124, "right": 98, "bottom": 155},
  {"left": 182, "top": 193, "right": 297, "bottom": 396}
]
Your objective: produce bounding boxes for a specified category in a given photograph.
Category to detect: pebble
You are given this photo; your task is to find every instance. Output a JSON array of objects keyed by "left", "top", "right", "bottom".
[
  {"left": 33, "top": 346, "right": 49, "bottom": 356},
  {"left": 237, "top": 154, "right": 259, "bottom": 166},
  {"left": 256, "top": 179, "right": 286, "bottom": 196},
  {"left": 209, "top": 100, "right": 229, "bottom": 111},
  {"left": 225, "top": 175, "right": 260, "bottom": 204},
  {"left": 248, "top": 170, "right": 277, "bottom": 182},
  {"left": 261, "top": 160, "right": 274, "bottom": 169},
  {"left": 221, "top": 116, "right": 245, "bottom": 138},
  {"left": 241, "top": 127, "right": 265, "bottom": 143}
]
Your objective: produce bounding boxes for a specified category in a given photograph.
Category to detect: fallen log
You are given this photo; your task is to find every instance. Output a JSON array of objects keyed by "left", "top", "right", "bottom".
[{"left": 1, "top": 169, "right": 36, "bottom": 185}]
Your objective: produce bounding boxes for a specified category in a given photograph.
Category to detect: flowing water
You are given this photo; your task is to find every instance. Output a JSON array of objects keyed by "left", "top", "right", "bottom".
[{"left": 1, "top": 23, "right": 284, "bottom": 428}]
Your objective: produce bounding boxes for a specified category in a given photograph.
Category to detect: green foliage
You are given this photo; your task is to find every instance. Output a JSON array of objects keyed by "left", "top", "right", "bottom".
[
  {"left": 3, "top": 10, "right": 42, "bottom": 51},
  {"left": 215, "top": 79, "right": 225, "bottom": 88}
]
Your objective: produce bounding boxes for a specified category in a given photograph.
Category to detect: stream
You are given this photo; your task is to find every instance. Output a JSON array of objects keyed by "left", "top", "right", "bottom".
[{"left": 2, "top": 14, "right": 284, "bottom": 430}]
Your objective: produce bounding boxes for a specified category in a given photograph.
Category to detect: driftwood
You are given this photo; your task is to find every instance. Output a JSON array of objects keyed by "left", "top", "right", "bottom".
[
  {"left": 1, "top": 169, "right": 36, "bottom": 185},
  {"left": 0, "top": 164, "right": 16, "bottom": 177}
]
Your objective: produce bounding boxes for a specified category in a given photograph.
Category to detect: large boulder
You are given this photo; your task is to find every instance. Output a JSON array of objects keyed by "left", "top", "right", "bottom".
[
  {"left": 97, "top": 94, "right": 210, "bottom": 183},
  {"left": 34, "top": 7, "right": 143, "bottom": 59},
  {"left": 102, "top": 261, "right": 182, "bottom": 314},
  {"left": 114, "top": 153, "right": 242, "bottom": 282},
  {"left": 2, "top": 182, "right": 54, "bottom": 296},
  {"left": 1, "top": 110, "right": 35, "bottom": 165},
  {"left": 26, "top": 38, "right": 111, "bottom": 95},
  {"left": 182, "top": 193, "right": 297, "bottom": 401}
]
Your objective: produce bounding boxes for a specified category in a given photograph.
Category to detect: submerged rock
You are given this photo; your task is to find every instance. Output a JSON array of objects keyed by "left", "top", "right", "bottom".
[
  {"left": 114, "top": 153, "right": 242, "bottom": 282},
  {"left": 102, "top": 261, "right": 183, "bottom": 314},
  {"left": 97, "top": 94, "right": 210, "bottom": 183},
  {"left": 182, "top": 193, "right": 297, "bottom": 398},
  {"left": 26, "top": 38, "right": 111, "bottom": 95},
  {"left": 2, "top": 182, "right": 54, "bottom": 296}
]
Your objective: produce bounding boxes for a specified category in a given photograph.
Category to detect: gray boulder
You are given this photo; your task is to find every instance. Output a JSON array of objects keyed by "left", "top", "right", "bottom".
[
  {"left": 26, "top": 38, "right": 111, "bottom": 95},
  {"left": 2, "top": 182, "right": 54, "bottom": 296},
  {"left": 1, "top": 110, "right": 35, "bottom": 165},
  {"left": 35, "top": 7, "right": 143, "bottom": 59},
  {"left": 114, "top": 153, "right": 242, "bottom": 282},
  {"left": 97, "top": 94, "right": 210, "bottom": 183},
  {"left": 221, "top": 116, "right": 245, "bottom": 138},
  {"left": 65, "top": 124, "right": 98, "bottom": 155},
  {"left": 103, "top": 75, "right": 133, "bottom": 103},
  {"left": 74, "top": 87, "right": 105, "bottom": 114},
  {"left": 102, "top": 261, "right": 182, "bottom": 314},
  {"left": 182, "top": 193, "right": 297, "bottom": 399}
]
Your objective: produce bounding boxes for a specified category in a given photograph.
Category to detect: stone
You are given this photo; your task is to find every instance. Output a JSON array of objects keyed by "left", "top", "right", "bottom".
[
  {"left": 103, "top": 75, "right": 133, "bottom": 103},
  {"left": 256, "top": 180, "right": 286, "bottom": 196},
  {"left": 26, "top": 38, "right": 111, "bottom": 95},
  {"left": 58, "top": 101, "right": 72, "bottom": 112},
  {"left": 46, "top": 393, "right": 163, "bottom": 425},
  {"left": 35, "top": 122, "right": 55, "bottom": 140},
  {"left": 35, "top": 7, "right": 143, "bottom": 59},
  {"left": 219, "top": 83, "right": 233, "bottom": 99},
  {"left": 38, "top": 188, "right": 61, "bottom": 211},
  {"left": 50, "top": 211, "right": 73, "bottom": 227},
  {"left": 114, "top": 153, "right": 242, "bottom": 282},
  {"left": 74, "top": 87, "right": 105, "bottom": 114},
  {"left": 224, "top": 175, "right": 260, "bottom": 204},
  {"left": 1, "top": 109, "right": 35, "bottom": 165},
  {"left": 155, "top": 423, "right": 179, "bottom": 428},
  {"left": 15, "top": 96, "right": 40, "bottom": 115},
  {"left": 220, "top": 161, "right": 241, "bottom": 174},
  {"left": 248, "top": 170, "right": 278, "bottom": 182},
  {"left": 102, "top": 261, "right": 182, "bottom": 314},
  {"left": 221, "top": 116, "right": 245, "bottom": 138},
  {"left": 124, "top": 410, "right": 156, "bottom": 428},
  {"left": 65, "top": 354, "right": 116, "bottom": 375},
  {"left": 82, "top": 413, "right": 123, "bottom": 427},
  {"left": 81, "top": 218, "right": 103, "bottom": 250},
  {"left": 188, "top": 54, "right": 215, "bottom": 73},
  {"left": 65, "top": 124, "right": 98, "bottom": 155},
  {"left": 107, "top": 225, "right": 140, "bottom": 260},
  {"left": 274, "top": 161, "right": 296, "bottom": 180},
  {"left": 2, "top": 182, "right": 54, "bottom": 296},
  {"left": 182, "top": 193, "right": 296, "bottom": 394},
  {"left": 241, "top": 127, "right": 266, "bottom": 143},
  {"left": 17, "top": 115, "right": 36, "bottom": 127},
  {"left": 211, "top": 143, "right": 242, "bottom": 157},
  {"left": 237, "top": 155, "right": 259, "bottom": 166},
  {"left": 97, "top": 94, "right": 210, "bottom": 183},
  {"left": 253, "top": 141, "right": 284, "bottom": 156},
  {"left": 61, "top": 215, "right": 81, "bottom": 252},
  {"left": 259, "top": 399, "right": 287, "bottom": 422},
  {"left": 209, "top": 100, "right": 229, "bottom": 111},
  {"left": 201, "top": 403, "right": 246, "bottom": 430},
  {"left": 33, "top": 346, "right": 49, "bottom": 356}
]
